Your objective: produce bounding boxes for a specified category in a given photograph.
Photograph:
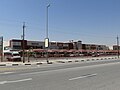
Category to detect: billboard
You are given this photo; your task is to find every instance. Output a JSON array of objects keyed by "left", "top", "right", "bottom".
[{"left": 45, "top": 38, "right": 49, "bottom": 48}]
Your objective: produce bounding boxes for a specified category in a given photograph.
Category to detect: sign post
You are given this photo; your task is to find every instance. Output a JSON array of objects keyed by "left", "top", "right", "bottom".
[{"left": 45, "top": 38, "right": 49, "bottom": 63}]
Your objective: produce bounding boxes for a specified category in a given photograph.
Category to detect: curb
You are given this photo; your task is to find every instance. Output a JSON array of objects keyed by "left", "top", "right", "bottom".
[
  {"left": 36, "top": 62, "right": 43, "bottom": 65},
  {"left": 75, "top": 60, "right": 79, "bottom": 62},
  {"left": 68, "top": 61, "right": 72, "bottom": 63},
  {"left": 12, "top": 64, "right": 19, "bottom": 66},
  {"left": 56, "top": 61, "right": 65, "bottom": 63},
  {"left": 0, "top": 57, "right": 118, "bottom": 66},
  {"left": 24, "top": 64, "right": 31, "bottom": 66},
  {"left": 0, "top": 64, "right": 6, "bottom": 66},
  {"left": 0, "top": 62, "right": 44, "bottom": 67}
]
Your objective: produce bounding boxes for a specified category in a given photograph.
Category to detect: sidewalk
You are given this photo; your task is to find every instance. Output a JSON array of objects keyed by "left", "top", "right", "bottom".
[{"left": 0, "top": 56, "right": 118, "bottom": 67}]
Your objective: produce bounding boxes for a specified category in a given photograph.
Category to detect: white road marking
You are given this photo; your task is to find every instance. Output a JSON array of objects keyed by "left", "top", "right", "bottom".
[
  {"left": 69, "top": 73, "right": 97, "bottom": 81},
  {"left": 0, "top": 78, "right": 32, "bottom": 85},
  {"left": 20, "top": 71, "right": 42, "bottom": 75},
  {"left": 0, "top": 72, "right": 14, "bottom": 75},
  {"left": 20, "top": 62, "right": 120, "bottom": 76}
]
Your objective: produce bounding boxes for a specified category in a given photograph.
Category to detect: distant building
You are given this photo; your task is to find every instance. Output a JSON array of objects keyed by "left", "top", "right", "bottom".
[
  {"left": 113, "top": 45, "right": 120, "bottom": 50},
  {"left": 10, "top": 39, "right": 44, "bottom": 50},
  {"left": 82, "top": 44, "right": 109, "bottom": 50},
  {"left": 8, "top": 39, "right": 83, "bottom": 50},
  {"left": 27, "top": 41, "right": 44, "bottom": 49},
  {"left": 4, "top": 39, "right": 109, "bottom": 51}
]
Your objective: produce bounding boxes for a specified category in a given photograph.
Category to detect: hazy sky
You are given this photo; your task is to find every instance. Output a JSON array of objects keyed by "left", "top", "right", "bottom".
[{"left": 0, "top": 0, "right": 120, "bottom": 46}]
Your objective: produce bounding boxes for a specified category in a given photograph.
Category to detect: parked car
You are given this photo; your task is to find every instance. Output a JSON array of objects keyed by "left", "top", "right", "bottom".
[
  {"left": 6, "top": 51, "right": 21, "bottom": 61},
  {"left": 92, "top": 53, "right": 99, "bottom": 57}
]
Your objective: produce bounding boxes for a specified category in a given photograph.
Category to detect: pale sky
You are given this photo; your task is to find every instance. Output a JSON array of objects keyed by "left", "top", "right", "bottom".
[{"left": 0, "top": 0, "right": 120, "bottom": 47}]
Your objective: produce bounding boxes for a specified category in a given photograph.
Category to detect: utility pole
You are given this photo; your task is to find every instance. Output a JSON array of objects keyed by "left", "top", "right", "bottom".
[
  {"left": 45, "top": 4, "right": 50, "bottom": 64},
  {"left": 22, "top": 22, "right": 25, "bottom": 63},
  {"left": 0, "top": 37, "right": 3, "bottom": 62},
  {"left": 117, "top": 36, "right": 119, "bottom": 58}
]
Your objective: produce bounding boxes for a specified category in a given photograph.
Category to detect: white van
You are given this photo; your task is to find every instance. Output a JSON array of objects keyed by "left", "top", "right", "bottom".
[{"left": 6, "top": 51, "right": 21, "bottom": 61}]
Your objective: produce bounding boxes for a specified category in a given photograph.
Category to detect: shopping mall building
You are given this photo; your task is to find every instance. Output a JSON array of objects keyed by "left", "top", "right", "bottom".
[{"left": 5, "top": 39, "right": 109, "bottom": 51}]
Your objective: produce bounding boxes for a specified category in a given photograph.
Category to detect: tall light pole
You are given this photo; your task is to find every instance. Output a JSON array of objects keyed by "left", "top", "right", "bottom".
[
  {"left": 22, "top": 22, "right": 26, "bottom": 63},
  {"left": 45, "top": 4, "right": 50, "bottom": 64},
  {"left": 46, "top": 4, "right": 50, "bottom": 39},
  {"left": 117, "top": 36, "right": 119, "bottom": 58},
  {"left": 0, "top": 36, "right": 3, "bottom": 62}
]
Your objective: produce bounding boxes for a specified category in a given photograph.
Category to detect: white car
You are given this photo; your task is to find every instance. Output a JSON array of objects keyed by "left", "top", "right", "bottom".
[{"left": 6, "top": 51, "right": 21, "bottom": 61}]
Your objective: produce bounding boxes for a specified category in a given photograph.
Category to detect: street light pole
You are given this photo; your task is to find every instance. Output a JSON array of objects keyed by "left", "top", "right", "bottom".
[
  {"left": 45, "top": 4, "right": 50, "bottom": 64},
  {"left": 1, "top": 37, "right": 3, "bottom": 62},
  {"left": 22, "top": 22, "right": 26, "bottom": 63},
  {"left": 46, "top": 4, "right": 50, "bottom": 39},
  {"left": 117, "top": 36, "right": 119, "bottom": 58}
]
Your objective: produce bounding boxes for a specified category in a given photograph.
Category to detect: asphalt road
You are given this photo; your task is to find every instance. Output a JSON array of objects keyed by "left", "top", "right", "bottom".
[{"left": 1, "top": 59, "right": 120, "bottom": 90}]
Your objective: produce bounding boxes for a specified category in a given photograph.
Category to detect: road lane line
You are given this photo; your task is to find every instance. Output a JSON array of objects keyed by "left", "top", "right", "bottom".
[
  {"left": 69, "top": 73, "right": 97, "bottom": 81},
  {"left": 0, "top": 72, "right": 14, "bottom": 75},
  {"left": 0, "top": 78, "right": 32, "bottom": 85},
  {"left": 19, "top": 62, "right": 120, "bottom": 76}
]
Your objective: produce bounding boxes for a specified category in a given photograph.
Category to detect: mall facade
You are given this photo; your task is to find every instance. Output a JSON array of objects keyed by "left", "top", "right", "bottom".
[{"left": 6, "top": 39, "right": 109, "bottom": 51}]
